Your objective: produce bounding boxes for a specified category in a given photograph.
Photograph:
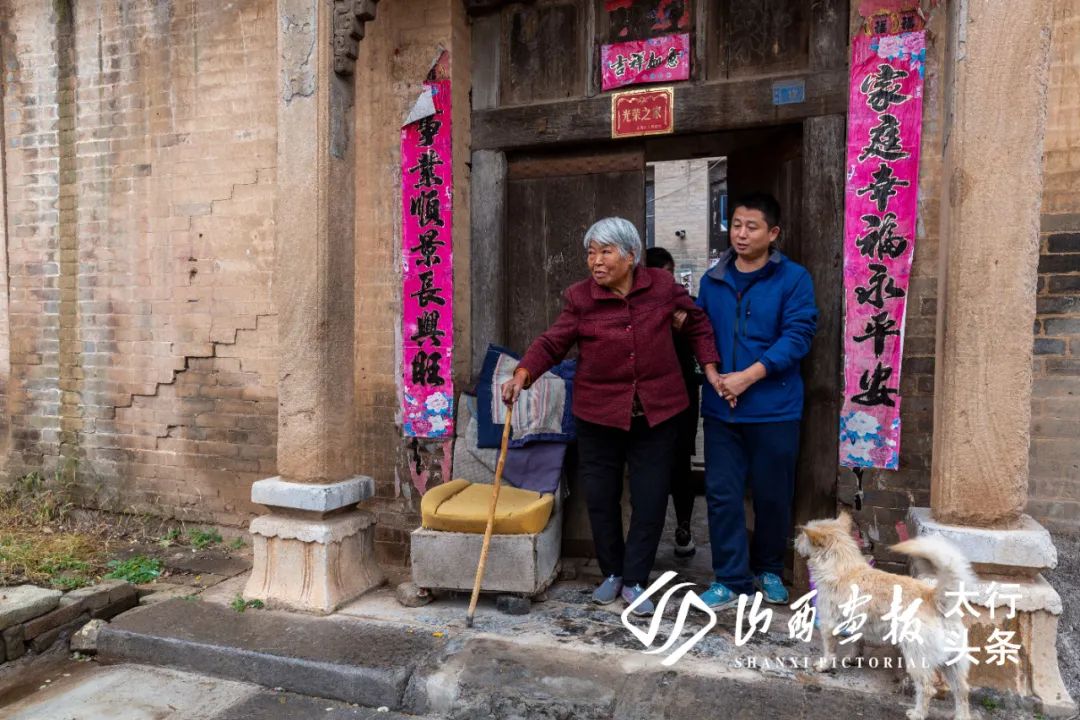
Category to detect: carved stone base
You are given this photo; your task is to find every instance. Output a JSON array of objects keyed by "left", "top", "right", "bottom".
[
  {"left": 909, "top": 508, "right": 1076, "bottom": 717},
  {"left": 246, "top": 510, "right": 384, "bottom": 614},
  {"left": 958, "top": 576, "right": 1076, "bottom": 718}
]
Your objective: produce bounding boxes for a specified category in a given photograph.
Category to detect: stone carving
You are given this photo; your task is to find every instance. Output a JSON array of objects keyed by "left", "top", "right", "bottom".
[{"left": 333, "top": 0, "right": 380, "bottom": 76}]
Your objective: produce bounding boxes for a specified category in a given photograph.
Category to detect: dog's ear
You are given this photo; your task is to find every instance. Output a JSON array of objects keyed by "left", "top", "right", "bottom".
[
  {"left": 837, "top": 511, "right": 854, "bottom": 531},
  {"left": 802, "top": 526, "right": 826, "bottom": 546}
]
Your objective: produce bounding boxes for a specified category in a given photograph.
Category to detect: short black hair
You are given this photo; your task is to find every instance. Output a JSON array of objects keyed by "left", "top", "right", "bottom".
[
  {"left": 645, "top": 246, "right": 675, "bottom": 268},
  {"left": 732, "top": 192, "right": 782, "bottom": 228}
]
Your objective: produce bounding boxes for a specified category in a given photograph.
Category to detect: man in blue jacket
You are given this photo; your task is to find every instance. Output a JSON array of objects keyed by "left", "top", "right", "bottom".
[{"left": 695, "top": 192, "right": 818, "bottom": 609}]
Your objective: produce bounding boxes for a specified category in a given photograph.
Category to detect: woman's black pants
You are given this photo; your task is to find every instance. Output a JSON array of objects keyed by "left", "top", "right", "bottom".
[{"left": 575, "top": 414, "right": 677, "bottom": 587}]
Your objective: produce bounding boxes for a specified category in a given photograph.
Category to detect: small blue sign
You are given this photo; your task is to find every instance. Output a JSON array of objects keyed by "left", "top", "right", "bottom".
[{"left": 772, "top": 79, "right": 806, "bottom": 106}]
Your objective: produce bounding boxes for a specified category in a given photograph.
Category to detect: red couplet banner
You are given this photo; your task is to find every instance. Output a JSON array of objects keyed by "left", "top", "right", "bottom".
[{"left": 839, "top": 31, "right": 926, "bottom": 470}]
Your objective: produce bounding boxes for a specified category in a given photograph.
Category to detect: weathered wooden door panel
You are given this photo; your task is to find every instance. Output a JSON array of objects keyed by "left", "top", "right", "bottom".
[
  {"left": 505, "top": 150, "right": 646, "bottom": 353},
  {"left": 501, "top": 1, "right": 587, "bottom": 106}
]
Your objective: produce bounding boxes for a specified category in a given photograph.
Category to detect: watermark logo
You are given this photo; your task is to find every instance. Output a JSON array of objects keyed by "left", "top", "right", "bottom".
[
  {"left": 619, "top": 576, "right": 1024, "bottom": 668},
  {"left": 619, "top": 571, "right": 716, "bottom": 666}
]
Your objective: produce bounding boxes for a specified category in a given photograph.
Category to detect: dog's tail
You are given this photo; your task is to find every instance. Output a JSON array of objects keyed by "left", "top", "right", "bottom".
[{"left": 891, "top": 535, "right": 976, "bottom": 611}]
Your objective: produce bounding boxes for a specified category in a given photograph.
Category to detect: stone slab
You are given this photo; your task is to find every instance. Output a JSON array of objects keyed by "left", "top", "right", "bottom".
[
  {"left": 70, "top": 618, "right": 107, "bottom": 654},
  {"left": 91, "top": 590, "right": 139, "bottom": 620},
  {"left": 251, "top": 476, "right": 374, "bottom": 513},
  {"left": 59, "top": 581, "right": 133, "bottom": 612},
  {"left": 29, "top": 613, "right": 89, "bottom": 653},
  {"left": 165, "top": 553, "right": 251, "bottom": 578},
  {"left": 97, "top": 598, "right": 442, "bottom": 709},
  {"left": 139, "top": 585, "right": 201, "bottom": 606},
  {"left": 214, "top": 690, "right": 434, "bottom": 720},
  {"left": 3, "top": 625, "right": 25, "bottom": 661},
  {"left": 410, "top": 519, "right": 560, "bottom": 595},
  {"left": 0, "top": 586, "right": 62, "bottom": 631},
  {"left": 1, "top": 664, "right": 260, "bottom": 720},
  {"left": 908, "top": 507, "right": 1058, "bottom": 571},
  {"left": 23, "top": 597, "right": 86, "bottom": 639}
]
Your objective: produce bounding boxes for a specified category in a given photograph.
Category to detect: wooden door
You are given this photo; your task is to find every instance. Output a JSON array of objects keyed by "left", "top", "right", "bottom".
[{"left": 504, "top": 148, "right": 646, "bottom": 353}]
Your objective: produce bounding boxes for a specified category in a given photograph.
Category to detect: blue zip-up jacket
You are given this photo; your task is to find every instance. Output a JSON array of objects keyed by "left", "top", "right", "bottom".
[{"left": 696, "top": 249, "right": 818, "bottom": 423}]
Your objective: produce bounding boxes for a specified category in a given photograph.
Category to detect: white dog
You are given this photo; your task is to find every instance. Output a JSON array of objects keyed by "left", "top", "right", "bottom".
[{"left": 795, "top": 513, "right": 974, "bottom": 720}]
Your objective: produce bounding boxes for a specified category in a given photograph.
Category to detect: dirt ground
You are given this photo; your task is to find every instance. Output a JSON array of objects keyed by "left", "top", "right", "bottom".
[{"left": 1045, "top": 531, "right": 1080, "bottom": 704}]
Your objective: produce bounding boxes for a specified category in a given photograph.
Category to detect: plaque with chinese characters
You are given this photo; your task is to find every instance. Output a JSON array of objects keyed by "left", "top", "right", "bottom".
[
  {"left": 611, "top": 86, "right": 674, "bottom": 138},
  {"left": 839, "top": 32, "right": 926, "bottom": 469},
  {"left": 601, "top": 34, "right": 690, "bottom": 91}
]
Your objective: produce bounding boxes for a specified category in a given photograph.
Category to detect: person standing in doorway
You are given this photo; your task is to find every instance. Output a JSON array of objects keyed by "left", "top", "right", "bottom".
[
  {"left": 501, "top": 218, "right": 723, "bottom": 616},
  {"left": 645, "top": 246, "right": 700, "bottom": 559},
  {"left": 695, "top": 193, "right": 818, "bottom": 609}
]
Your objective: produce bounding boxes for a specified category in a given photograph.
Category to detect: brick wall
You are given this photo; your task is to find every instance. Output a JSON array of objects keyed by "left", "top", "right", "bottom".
[
  {"left": 0, "top": 0, "right": 277, "bottom": 525},
  {"left": 651, "top": 159, "right": 712, "bottom": 294},
  {"left": 1030, "top": 0, "right": 1080, "bottom": 532},
  {"left": 353, "top": 0, "right": 469, "bottom": 567},
  {"left": 0, "top": 1, "right": 12, "bottom": 469}
]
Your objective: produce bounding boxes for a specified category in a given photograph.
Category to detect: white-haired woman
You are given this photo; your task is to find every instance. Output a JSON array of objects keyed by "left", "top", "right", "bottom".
[{"left": 501, "top": 217, "right": 723, "bottom": 615}]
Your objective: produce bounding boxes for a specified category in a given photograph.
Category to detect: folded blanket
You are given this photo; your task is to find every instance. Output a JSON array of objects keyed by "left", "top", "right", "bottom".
[{"left": 475, "top": 344, "right": 575, "bottom": 449}]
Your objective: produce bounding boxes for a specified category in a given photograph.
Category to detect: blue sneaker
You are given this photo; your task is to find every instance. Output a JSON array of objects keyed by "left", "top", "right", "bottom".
[
  {"left": 621, "top": 584, "right": 655, "bottom": 616},
  {"left": 592, "top": 575, "right": 623, "bottom": 605},
  {"left": 699, "top": 582, "right": 738, "bottom": 611},
  {"left": 754, "top": 572, "right": 789, "bottom": 604}
]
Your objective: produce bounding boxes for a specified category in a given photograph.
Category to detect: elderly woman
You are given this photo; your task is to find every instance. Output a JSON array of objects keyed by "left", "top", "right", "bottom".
[{"left": 502, "top": 218, "right": 722, "bottom": 615}]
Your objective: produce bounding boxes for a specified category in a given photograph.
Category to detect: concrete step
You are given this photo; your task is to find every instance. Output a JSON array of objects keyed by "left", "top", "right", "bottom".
[
  {"left": 98, "top": 599, "right": 442, "bottom": 711},
  {"left": 97, "top": 598, "right": 1010, "bottom": 719},
  {"left": 2, "top": 661, "right": 434, "bottom": 719}
]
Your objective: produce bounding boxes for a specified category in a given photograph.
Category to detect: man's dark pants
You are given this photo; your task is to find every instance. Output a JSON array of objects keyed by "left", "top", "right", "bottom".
[
  {"left": 703, "top": 417, "right": 800, "bottom": 595},
  {"left": 575, "top": 415, "right": 676, "bottom": 587}
]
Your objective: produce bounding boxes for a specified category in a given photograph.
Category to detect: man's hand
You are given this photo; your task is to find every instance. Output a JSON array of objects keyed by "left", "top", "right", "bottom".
[
  {"left": 703, "top": 364, "right": 737, "bottom": 409},
  {"left": 717, "top": 362, "right": 767, "bottom": 402},
  {"left": 672, "top": 309, "right": 688, "bottom": 331},
  {"left": 500, "top": 368, "right": 529, "bottom": 406}
]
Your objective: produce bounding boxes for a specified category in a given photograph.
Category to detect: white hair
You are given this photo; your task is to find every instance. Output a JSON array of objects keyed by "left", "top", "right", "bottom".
[{"left": 583, "top": 217, "right": 642, "bottom": 266}]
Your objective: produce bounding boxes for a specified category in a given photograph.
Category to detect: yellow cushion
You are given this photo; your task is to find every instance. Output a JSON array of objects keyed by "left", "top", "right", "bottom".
[{"left": 421, "top": 479, "right": 554, "bottom": 535}]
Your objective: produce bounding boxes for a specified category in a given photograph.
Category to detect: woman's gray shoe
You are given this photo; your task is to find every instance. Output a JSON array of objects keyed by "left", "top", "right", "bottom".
[
  {"left": 592, "top": 575, "right": 623, "bottom": 604},
  {"left": 621, "top": 584, "right": 655, "bottom": 616}
]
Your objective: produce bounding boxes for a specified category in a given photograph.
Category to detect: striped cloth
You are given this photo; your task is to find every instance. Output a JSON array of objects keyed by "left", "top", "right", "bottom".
[{"left": 491, "top": 351, "right": 572, "bottom": 447}]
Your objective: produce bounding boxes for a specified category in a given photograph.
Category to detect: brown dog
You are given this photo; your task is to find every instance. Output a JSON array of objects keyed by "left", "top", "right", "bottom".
[{"left": 795, "top": 513, "right": 974, "bottom": 720}]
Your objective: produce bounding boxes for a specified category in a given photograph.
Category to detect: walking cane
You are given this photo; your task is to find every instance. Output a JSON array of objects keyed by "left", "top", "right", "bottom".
[{"left": 466, "top": 403, "right": 513, "bottom": 628}]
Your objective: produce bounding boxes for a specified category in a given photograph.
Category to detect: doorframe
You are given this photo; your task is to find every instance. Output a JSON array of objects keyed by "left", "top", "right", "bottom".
[{"left": 469, "top": 116, "right": 846, "bottom": 591}]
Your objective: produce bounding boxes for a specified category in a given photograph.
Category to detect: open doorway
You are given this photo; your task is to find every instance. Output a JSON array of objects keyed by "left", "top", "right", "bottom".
[{"left": 492, "top": 122, "right": 842, "bottom": 591}]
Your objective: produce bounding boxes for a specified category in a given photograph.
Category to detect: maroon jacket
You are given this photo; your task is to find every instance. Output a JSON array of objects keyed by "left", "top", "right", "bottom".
[{"left": 518, "top": 266, "right": 720, "bottom": 430}]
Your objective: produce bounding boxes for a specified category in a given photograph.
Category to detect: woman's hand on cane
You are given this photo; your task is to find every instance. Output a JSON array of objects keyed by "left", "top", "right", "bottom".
[{"left": 501, "top": 368, "right": 529, "bottom": 406}]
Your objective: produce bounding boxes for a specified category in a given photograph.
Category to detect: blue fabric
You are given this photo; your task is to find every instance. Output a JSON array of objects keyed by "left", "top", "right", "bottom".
[
  {"left": 503, "top": 442, "right": 566, "bottom": 495},
  {"left": 474, "top": 344, "right": 576, "bottom": 449},
  {"left": 729, "top": 264, "right": 766, "bottom": 298},
  {"left": 696, "top": 249, "right": 817, "bottom": 423},
  {"left": 703, "top": 418, "right": 800, "bottom": 596}
]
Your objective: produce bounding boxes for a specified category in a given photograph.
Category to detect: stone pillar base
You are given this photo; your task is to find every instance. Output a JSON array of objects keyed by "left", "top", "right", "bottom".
[
  {"left": 245, "top": 477, "right": 385, "bottom": 614},
  {"left": 909, "top": 508, "right": 1076, "bottom": 717}
]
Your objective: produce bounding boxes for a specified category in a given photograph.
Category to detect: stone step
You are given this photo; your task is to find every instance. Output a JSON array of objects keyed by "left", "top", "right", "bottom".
[
  {"left": 97, "top": 598, "right": 1014, "bottom": 719},
  {"left": 97, "top": 599, "right": 443, "bottom": 710}
]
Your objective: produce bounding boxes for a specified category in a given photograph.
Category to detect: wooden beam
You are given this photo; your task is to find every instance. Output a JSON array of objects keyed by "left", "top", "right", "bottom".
[
  {"left": 464, "top": 0, "right": 520, "bottom": 14},
  {"left": 472, "top": 69, "right": 848, "bottom": 150},
  {"left": 792, "top": 113, "right": 846, "bottom": 590},
  {"left": 810, "top": 0, "right": 849, "bottom": 70},
  {"left": 469, "top": 150, "right": 508, "bottom": 380}
]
